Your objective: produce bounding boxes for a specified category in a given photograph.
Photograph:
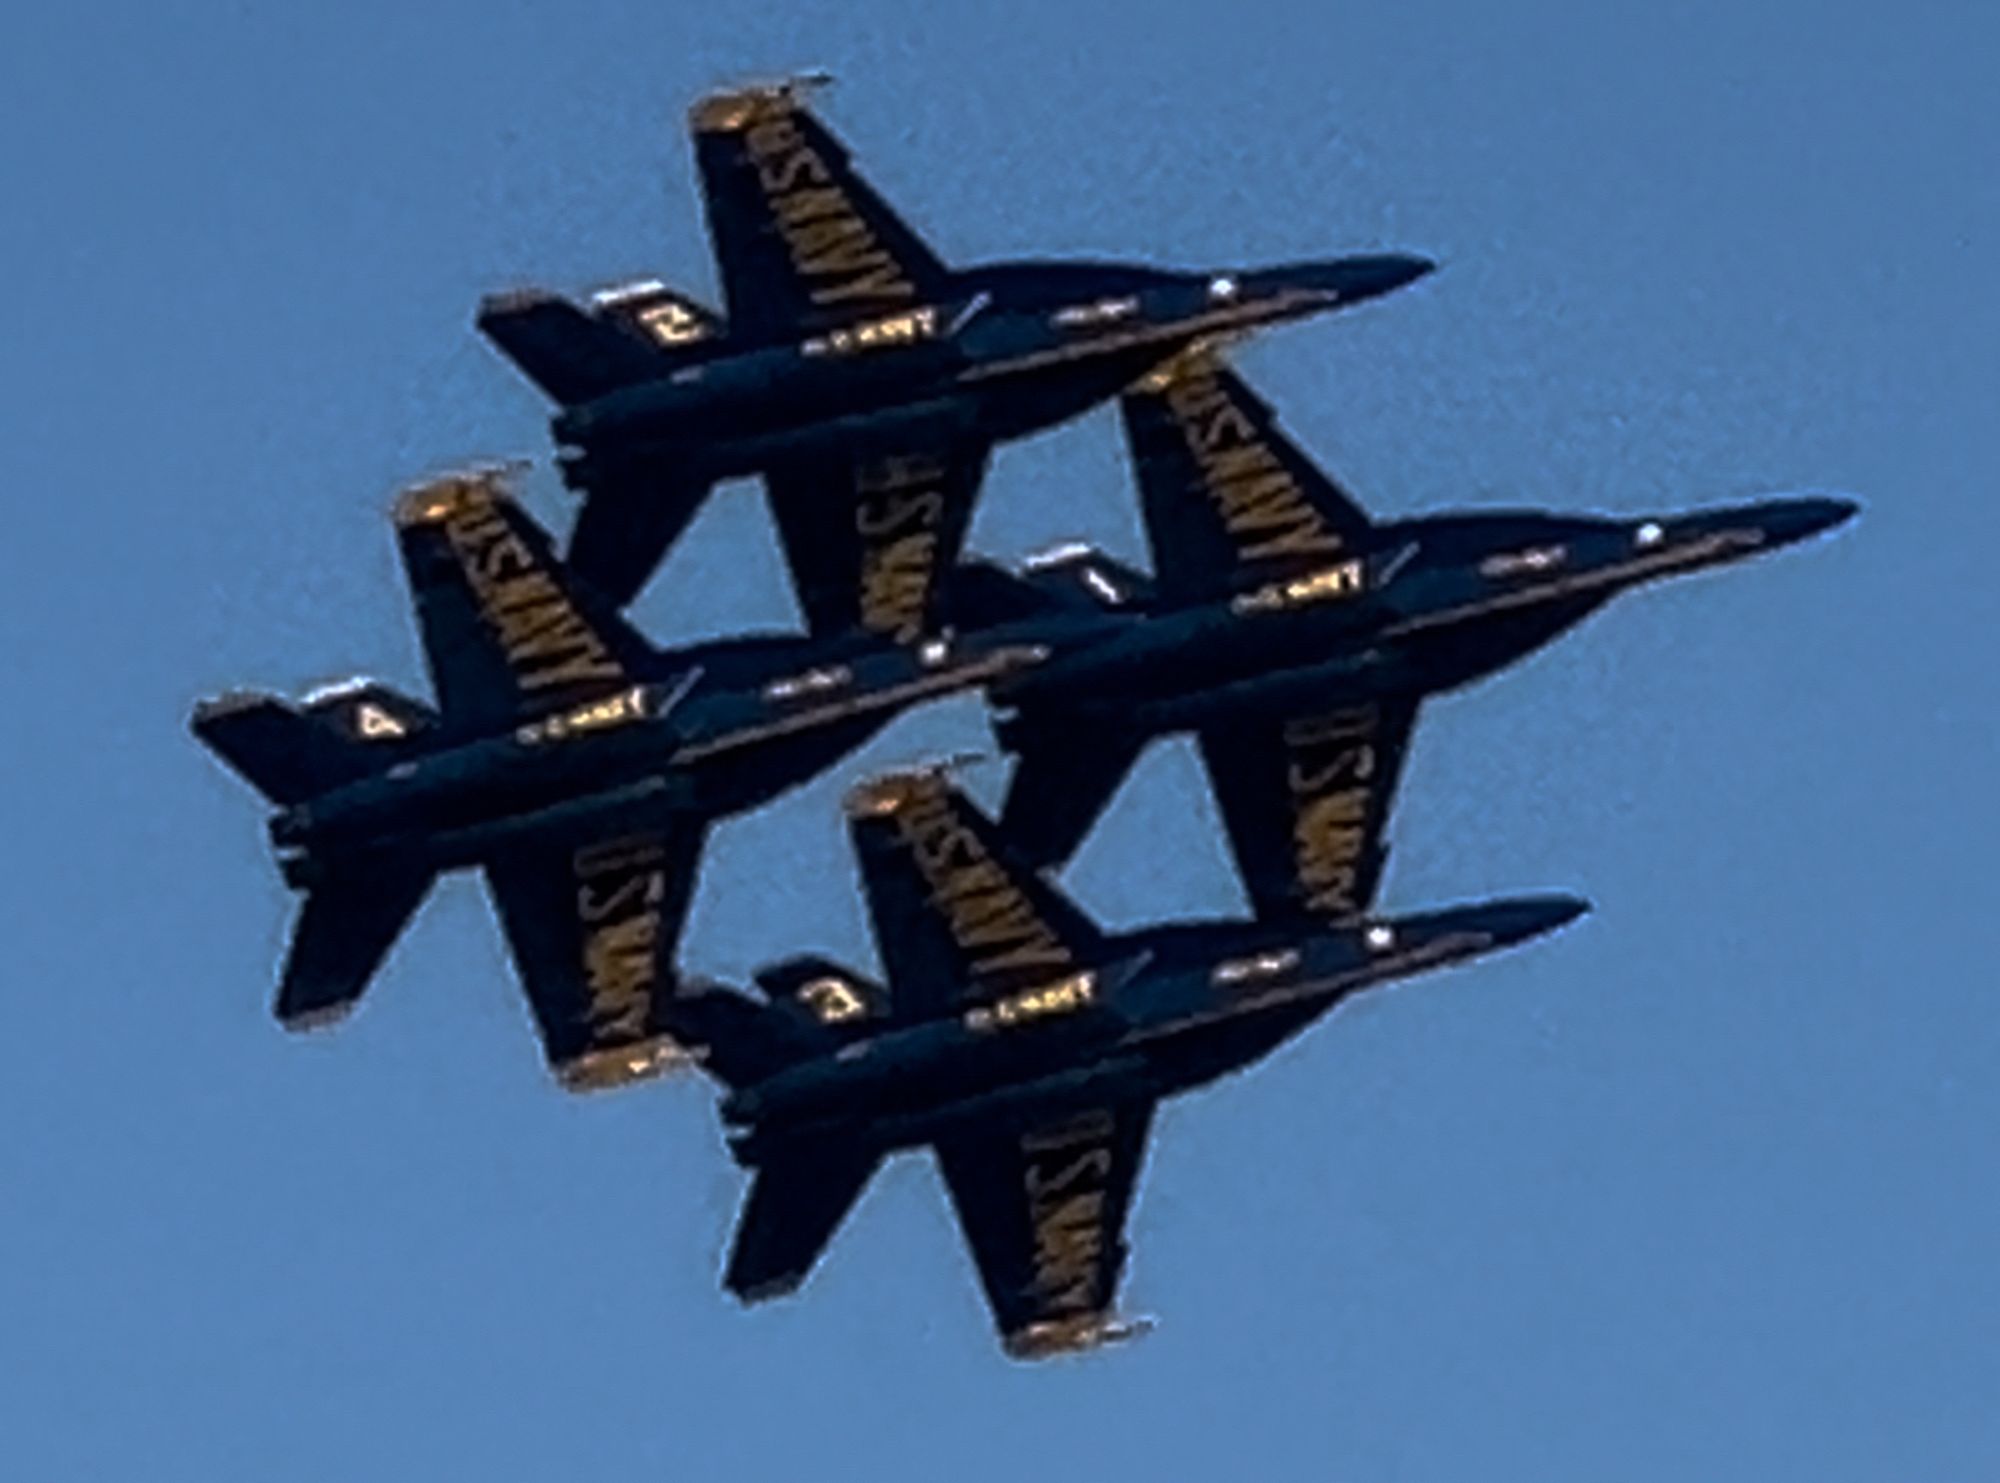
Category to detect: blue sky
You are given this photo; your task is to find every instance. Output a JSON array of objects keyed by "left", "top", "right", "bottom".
[{"left": 2, "top": 1, "right": 1994, "bottom": 1477}]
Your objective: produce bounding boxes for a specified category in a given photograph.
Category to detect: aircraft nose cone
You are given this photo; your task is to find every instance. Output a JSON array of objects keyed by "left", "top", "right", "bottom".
[
  {"left": 1331, "top": 251, "right": 1438, "bottom": 303},
  {"left": 1755, "top": 495, "right": 1861, "bottom": 547},
  {"left": 1236, "top": 253, "right": 1437, "bottom": 308},
  {"left": 1474, "top": 894, "right": 1592, "bottom": 946}
]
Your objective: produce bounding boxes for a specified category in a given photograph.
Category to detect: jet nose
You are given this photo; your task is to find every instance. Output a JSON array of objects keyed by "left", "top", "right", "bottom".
[
  {"left": 1235, "top": 252, "right": 1437, "bottom": 308},
  {"left": 1329, "top": 251, "right": 1438, "bottom": 303},
  {"left": 1467, "top": 893, "right": 1592, "bottom": 947},
  {"left": 1751, "top": 495, "right": 1861, "bottom": 547}
]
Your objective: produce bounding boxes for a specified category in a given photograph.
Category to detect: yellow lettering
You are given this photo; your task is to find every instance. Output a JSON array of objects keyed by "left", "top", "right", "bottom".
[
  {"left": 581, "top": 913, "right": 656, "bottom": 1037},
  {"left": 570, "top": 835, "right": 668, "bottom": 1041},
  {"left": 436, "top": 492, "right": 625, "bottom": 693},
  {"left": 1023, "top": 1109, "right": 1116, "bottom": 1153},
  {"left": 1289, "top": 741, "right": 1375, "bottom": 796},
  {"left": 1160, "top": 372, "right": 1344, "bottom": 563},
  {"left": 769, "top": 186, "right": 851, "bottom": 228},
  {"left": 742, "top": 121, "right": 918, "bottom": 310},
  {"left": 888, "top": 785, "right": 1075, "bottom": 983},
  {"left": 577, "top": 869, "right": 664, "bottom": 927},
  {"left": 1026, "top": 1147, "right": 1113, "bottom": 1200},
  {"left": 810, "top": 262, "right": 916, "bottom": 306},
  {"left": 574, "top": 835, "right": 666, "bottom": 878},
  {"left": 1021, "top": 1116, "right": 1116, "bottom": 1314}
]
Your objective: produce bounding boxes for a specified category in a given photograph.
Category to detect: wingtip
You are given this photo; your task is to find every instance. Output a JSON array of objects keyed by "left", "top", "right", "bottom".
[
  {"left": 476, "top": 286, "right": 564, "bottom": 322},
  {"left": 688, "top": 71, "right": 834, "bottom": 133},
  {"left": 389, "top": 464, "right": 525, "bottom": 528},
  {"left": 190, "top": 689, "right": 275, "bottom": 726},
  {"left": 842, "top": 753, "right": 989, "bottom": 818},
  {"left": 277, "top": 1001, "right": 360, "bottom": 1035},
  {"left": 554, "top": 1034, "right": 698, "bottom": 1093}
]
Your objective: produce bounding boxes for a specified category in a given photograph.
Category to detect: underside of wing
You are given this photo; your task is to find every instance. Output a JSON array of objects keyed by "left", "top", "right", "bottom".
[
  {"left": 1123, "top": 349, "right": 1375, "bottom": 601},
  {"left": 846, "top": 769, "right": 1107, "bottom": 1021},
  {"left": 936, "top": 1101, "right": 1155, "bottom": 1358},
  {"left": 395, "top": 469, "right": 652, "bottom": 727},
  {"left": 764, "top": 443, "right": 989, "bottom": 641},
  {"left": 483, "top": 820, "right": 706, "bottom": 1090},
  {"left": 690, "top": 79, "right": 952, "bottom": 340},
  {"left": 1198, "top": 696, "right": 1418, "bottom": 924}
]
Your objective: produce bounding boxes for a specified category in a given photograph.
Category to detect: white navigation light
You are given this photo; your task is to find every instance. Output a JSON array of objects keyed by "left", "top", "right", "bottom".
[
  {"left": 1365, "top": 924, "right": 1396, "bottom": 952},
  {"left": 1636, "top": 521, "right": 1665, "bottom": 548},
  {"left": 1207, "top": 274, "right": 1239, "bottom": 301}
]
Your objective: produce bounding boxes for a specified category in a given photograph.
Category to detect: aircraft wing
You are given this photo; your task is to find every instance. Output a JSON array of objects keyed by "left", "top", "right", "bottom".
[
  {"left": 936, "top": 1100, "right": 1154, "bottom": 1358},
  {"left": 1197, "top": 696, "right": 1418, "bottom": 924},
  {"left": 1122, "top": 349, "right": 1375, "bottom": 601},
  {"left": 764, "top": 444, "right": 990, "bottom": 641},
  {"left": 394, "top": 469, "right": 652, "bottom": 728},
  {"left": 846, "top": 769, "right": 1107, "bottom": 1021},
  {"left": 482, "top": 819, "right": 706, "bottom": 1090},
  {"left": 689, "top": 80, "right": 952, "bottom": 340}
]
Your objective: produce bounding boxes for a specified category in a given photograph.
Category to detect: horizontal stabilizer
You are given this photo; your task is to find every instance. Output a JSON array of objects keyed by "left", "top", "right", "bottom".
[
  {"left": 477, "top": 289, "right": 666, "bottom": 406},
  {"left": 300, "top": 679, "right": 439, "bottom": 745},
  {"left": 192, "top": 691, "right": 389, "bottom": 805},
  {"left": 276, "top": 865, "right": 434, "bottom": 1031},
  {"left": 754, "top": 954, "right": 891, "bottom": 1030},
  {"left": 659, "top": 981, "right": 829, "bottom": 1089},
  {"left": 725, "top": 1140, "right": 880, "bottom": 1303},
  {"left": 941, "top": 560, "right": 1066, "bottom": 630},
  {"left": 589, "top": 279, "right": 726, "bottom": 351},
  {"left": 1020, "top": 544, "right": 1155, "bottom": 608}
]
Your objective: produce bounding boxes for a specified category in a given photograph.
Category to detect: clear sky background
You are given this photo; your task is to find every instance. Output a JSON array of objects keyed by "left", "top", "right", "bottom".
[{"left": 2, "top": 1, "right": 1993, "bottom": 1477}]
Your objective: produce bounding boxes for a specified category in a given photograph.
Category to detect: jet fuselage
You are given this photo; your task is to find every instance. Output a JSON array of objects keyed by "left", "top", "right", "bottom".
[
  {"left": 266, "top": 635, "right": 1036, "bottom": 884},
  {"left": 986, "top": 497, "right": 1858, "bottom": 733},
  {"left": 551, "top": 256, "right": 1433, "bottom": 487},
  {"left": 722, "top": 894, "right": 1584, "bottom": 1165}
]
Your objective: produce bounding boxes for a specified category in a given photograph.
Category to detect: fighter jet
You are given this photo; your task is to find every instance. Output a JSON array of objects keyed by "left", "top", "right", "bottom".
[
  {"left": 190, "top": 468, "right": 1038, "bottom": 1092},
  {"left": 662, "top": 768, "right": 1586, "bottom": 1357},
  {"left": 942, "top": 348, "right": 1858, "bottom": 918},
  {"left": 477, "top": 75, "right": 1433, "bottom": 619}
]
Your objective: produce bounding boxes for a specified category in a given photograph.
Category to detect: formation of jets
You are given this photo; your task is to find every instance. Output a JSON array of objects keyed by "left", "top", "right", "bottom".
[{"left": 193, "top": 77, "right": 1855, "bottom": 1359}]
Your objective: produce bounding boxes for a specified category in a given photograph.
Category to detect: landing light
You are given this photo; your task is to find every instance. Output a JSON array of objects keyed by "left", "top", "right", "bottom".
[{"left": 1636, "top": 521, "right": 1665, "bottom": 548}]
